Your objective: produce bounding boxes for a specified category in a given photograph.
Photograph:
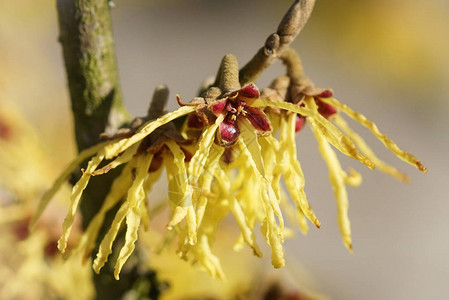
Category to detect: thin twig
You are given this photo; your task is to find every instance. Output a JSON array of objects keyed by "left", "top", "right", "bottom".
[{"left": 239, "top": 0, "right": 316, "bottom": 86}]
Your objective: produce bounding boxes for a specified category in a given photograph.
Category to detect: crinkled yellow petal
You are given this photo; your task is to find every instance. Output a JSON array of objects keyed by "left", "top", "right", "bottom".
[
  {"left": 280, "top": 189, "right": 309, "bottom": 235},
  {"left": 281, "top": 113, "right": 321, "bottom": 228},
  {"left": 193, "top": 235, "right": 226, "bottom": 280},
  {"left": 237, "top": 136, "right": 285, "bottom": 238},
  {"left": 215, "top": 168, "right": 262, "bottom": 257},
  {"left": 94, "top": 153, "right": 152, "bottom": 275},
  {"left": 142, "top": 167, "right": 164, "bottom": 230},
  {"left": 239, "top": 117, "right": 266, "bottom": 177},
  {"left": 188, "top": 114, "right": 224, "bottom": 180},
  {"left": 104, "top": 106, "right": 196, "bottom": 159},
  {"left": 233, "top": 163, "right": 263, "bottom": 231},
  {"left": 93, "top": 201, "right": 129, "bottom": 273},
  {"left": 320, "top": 97, "right": 427, "bottom": 173},
  {"left": 78, "top": 162, "right": 134, "bottom": 262},
  {"left": 113, "top": 153, "right": 153, "bottom": 278},
  {"left": 260, "top": 198, "right": 285, "bottom": 268},
  {"left": 166, "top": 140, "right": 197, "bottom": 245},
  {"left": 251, "top": 99, "right": 313, "bottom": 117},
  {"left": 237, "top": 144, "right": 284, "bottom": 267},
  {"left": 196, "top": 143, "right": 224, "bottom": 227},
  {"left": 92, "top": 142, "right": 140, "bottom": 176},
  {"left": 114, "top": 207, "right": 140, "bottom": 279},
  {"left": 172, "top": 225, "right": 187, "bottom": 260},
  {"left": 343, "top": 168, "right": 363, "bottom": 187},
  {"left": 188, "top": 187, "right": 229, "bottom": 279},
  {"left": 309, "top": 117, "right": 353, "bottom": 252},
  {"left": 333, "top": 114, "right": 410, "bottom": 182},
  {"left": 167, "top": 206, "right": 187, "bottom": 230},
  {"left": 58, "top": 150, "right": 105, "bottom": 253},
  {"left": 30, "top": 141, "right": 111, "bottom": 230},
  {"left": 254, "top": 98, "right": 374, "bottom": 169},
  {"left": 304, "top": 97, "right": 374, "bottom": 169}
]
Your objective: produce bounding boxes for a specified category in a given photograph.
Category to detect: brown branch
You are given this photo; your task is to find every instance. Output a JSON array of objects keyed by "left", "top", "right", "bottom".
[{"left": 239, "top": 0, "right": 316, "bottom": 86}]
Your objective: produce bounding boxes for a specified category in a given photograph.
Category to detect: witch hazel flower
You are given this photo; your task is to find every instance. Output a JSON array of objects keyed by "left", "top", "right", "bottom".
[
  {"left": 257, "top": 47, "right": 426, "bottom": 250},
  {"left": 209, "top": 83, "right": 272, "bottom": 146},
  {"left": 31, "top": 47, "right": 427, "bottom": 280}
]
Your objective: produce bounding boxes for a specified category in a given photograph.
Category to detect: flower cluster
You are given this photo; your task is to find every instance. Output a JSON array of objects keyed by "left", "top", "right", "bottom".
[{"left": 32, "top": 51, "right": 426, "bottom": 280}]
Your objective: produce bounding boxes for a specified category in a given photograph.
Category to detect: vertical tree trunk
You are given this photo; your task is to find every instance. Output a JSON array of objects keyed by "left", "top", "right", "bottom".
[
  {"left": 57, "top": 0, "right": 129, "bottom": 152},
  {"left": 56, "top": 1, "right": 161, "bottom": 299}
]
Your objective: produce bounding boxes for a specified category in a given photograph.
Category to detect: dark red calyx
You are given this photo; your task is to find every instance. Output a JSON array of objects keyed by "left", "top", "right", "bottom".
[
  {"left": 239, "top": 83, "right": 260, "bottom": 99},
  {"left": 316, "top": 100, "right": 337, "bottom": 119},
  {"left": 210, "top": 98, "right": 228, "bottom": 115},
  {"left": 187, "top": 113, "right": 204, "bottom": 129},
  {"left": 245, "top": 106, "right": 271, "bottom": 133}
]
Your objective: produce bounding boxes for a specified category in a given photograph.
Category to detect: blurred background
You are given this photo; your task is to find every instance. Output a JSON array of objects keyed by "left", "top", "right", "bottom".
[{"left": 1, "top": 0, "right": 448, "bottom": 299}]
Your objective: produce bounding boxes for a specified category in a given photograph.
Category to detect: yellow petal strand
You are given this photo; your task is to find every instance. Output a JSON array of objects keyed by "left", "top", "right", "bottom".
[
  {"left": 239, "top": 117, "right": 266, "bottom": 177},
  {"left": 320, "top": 97, "right": 427, "bottom": 173},
  {"left": 304, "top": 98, "right": 374, "bottom": 169},
  {"left": 188, "top": 114, "right": 224, "bottom": 179},
  {"left": 333, "top": 114, "right": 410, "bottom": 182},
  {"left": 141, "top": 167, "right": 163, "bottom": 230},
  {"left": 30, "top": 141, "right": 110, "bottom": 230},
  {"left": 255, "top": 98, "right": 373, "bottom": 169},
  {"left": 193, "top": 235, "right": 226, "bottom": 280},
  {"left": 281, "top": 189, "right": 309, "bottom": 235},
  {"left": 309, "top": 118, "right": 353, "bottom": 252},
  {"left": 114, "top": 153, "right": 153, "bottom": 278},
  {"left": 251, "top": 99, "right": 312, "bottom": 117},
  {"left": 79, "top": 162, "right": 134, "bottom": 262},
  {"left": 229, "top": 196, "right": 263, "bottom": 257},
  {"left": 165, "top": 158, "right": 187, "bottom": 227},
  {"left": 114, "top": 208, "right": 141, "bottom": 279},
  {"left": 282, "top": 113, "right": 321, "bottom": 228},
  {"left": 237, "top": 136, "right": 285, "bottom": 237},
  {"left": 267, "top": 134, "right": 308, "bottom": 234},
  {"left": 215, "top": 168, "right": 262, "bottom": 257},
  {"left": 92, "top": 142, "right": 140, "bottom": 176},
  {"left": 166, "top": 140, "right": 197, "bottom": 245},
  {"left": 93, "top": 202, "right": 129, "bottom": 273},
  {"left": 58, "top": 150, "right": 105, "bottom": 253},
  {"left": 196, "top": 144, "right": 224, "bottom": 227},
  {"left": 261, "top": 193, "right": 285, "bottom": 268},
  {"left": 104, "top": 106, "right": 196, "bottom": 159},
  {"left": 343, "top": 168, "right": 363, "bottom": 187},
  {"left": 237, "top": 144, "right": 284, "bottom": 267},
  {"left": 189, "top": 179, "right": 228, "bottom": 279}
]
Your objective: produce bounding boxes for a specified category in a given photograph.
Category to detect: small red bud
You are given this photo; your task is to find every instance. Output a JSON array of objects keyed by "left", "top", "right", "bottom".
[
  {"left": 295, "top": 115, "right": 306, "bottom": 132},
  {"left": 239, "top": 83, "right": 260, "bottom": 99},
  {"left": 316, "top": 100, "right": 337, "bottom": 119},
  {"left": 318, "top": 90, "right": 333, "bottom": 98},
  {"left": 210, "top": 99, "right": 227, "bottom": 115}
]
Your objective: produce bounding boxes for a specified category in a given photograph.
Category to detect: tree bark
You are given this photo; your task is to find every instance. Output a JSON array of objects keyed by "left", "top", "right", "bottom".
[
  {"left": 57, "top": 0, "right": 129, "bottom": 152},
  {"left": 56, "top": 1, "right": 157, "bottom": 299}
]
